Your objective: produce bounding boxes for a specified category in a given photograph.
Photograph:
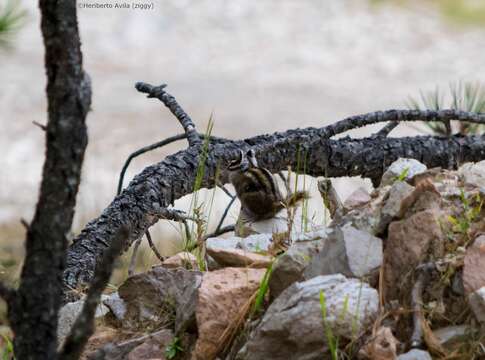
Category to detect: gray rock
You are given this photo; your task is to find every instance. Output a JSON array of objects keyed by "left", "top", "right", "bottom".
[
  {"left": 238, "top": 274, "right": 379, "bottom": 360},
  {"left": 433, "top": 325, "right": 469, "bottom": 348},
  {"left": 459, "top": 160, "right": 485, "bottom": 189},
  {"left": 102, "top": 292, "right": 127, "bottom": 322},
  {"left": 381, "top": 158, "right": 427, "bottom": 186},
  {"left": 206, "top": 233, "right": 272, "bottom": 253},
  {"left": 378, "top": 181, "right": 414, "bottom": 233},
  {"left": 269, "top": 230, "right": 329, "bottom": 298},
  {"left": 118, "top": 266, "right": 202, "bottom": 333},
  {"left": 343, "top": 187, "right": 371, "bottom": 210},
  {"left": 304, "top": 224, "right": 382, "bottom": 279},
  {"left": 397, "top": 349, "right": 432, "bottom": 360},
  {"left": 468, "top": 286, "right": 485, "bottom": 323},
  {"left": 58, "top": 295, "right": 109, "bottom": 345}
]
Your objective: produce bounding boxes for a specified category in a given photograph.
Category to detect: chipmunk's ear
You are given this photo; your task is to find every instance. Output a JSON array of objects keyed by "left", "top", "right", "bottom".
[
  {"left": 228, "top": 149, "right": 245, "bottom": 171},
  {"left": 246, "top": 149, "right": 258, "bottom": 167}
]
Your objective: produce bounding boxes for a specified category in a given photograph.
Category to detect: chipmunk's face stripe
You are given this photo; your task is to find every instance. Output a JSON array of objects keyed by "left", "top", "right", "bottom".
[
  {"left": 246, "top": 149, "right": 258, "bottom": 167},
  {"left": 228, "top": 150, "right": 245, "bottom": 171}
]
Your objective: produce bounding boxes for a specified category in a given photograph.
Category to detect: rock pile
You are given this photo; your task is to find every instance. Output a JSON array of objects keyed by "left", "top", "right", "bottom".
[{"left": 60, "top": 158, "right": 485, "bottom": 359}]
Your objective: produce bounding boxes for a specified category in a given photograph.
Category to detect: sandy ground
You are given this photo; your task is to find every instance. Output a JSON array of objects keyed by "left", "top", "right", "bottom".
[{"left": 1, "top": 0, "right": 485, "bottom": 263}]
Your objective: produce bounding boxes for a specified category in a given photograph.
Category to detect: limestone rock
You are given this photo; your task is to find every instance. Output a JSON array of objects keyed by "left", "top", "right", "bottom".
[
  {"left": 238, "top": 274, "right": 379, "bottom": 360},
  {"left": 193, "top": 267, "right": 266, "bottom": 360},
  {"left": 162, "top": 252, "right": 198, "bottom": 270},
  {"left": 397, "top": 349, "right": 432, "bottom": 360},
  {"left": 58, "top": 295, "right": 109, "bottom": 345},
  {"left": 378, "top": 181, "right": 414, "bottom": 233},
  {"left": 103, "top": 292, "right": 127, "bottom": 323},
  {"left": 468, "top": 286, "right": 485, "bottom": 323},
  {"left": 459, "top": 160, "right": 485, "bottom": 189},
  {"left": 463, "top": 235, "right": 485, "bottom": 294},
  {"left": 206, "top": 233, "right": 272, "bottom": 253},
  {"left": 343, "top": 187, "right": 371, "bottom": 210},
  {"left": 269, "top": 231, "right": 328, "bottom": 298},
  {"left": 384, "top": 209, "right": 444, "bottom": 300},
  {"left": 118, "top": 267, "right": 202, "bottom": 333},
  {"left": 381, "top": 158, "right": 427, "bottom": 187},
  {"left": 304, "top": 224, "right": 382, "bottom": 279}
]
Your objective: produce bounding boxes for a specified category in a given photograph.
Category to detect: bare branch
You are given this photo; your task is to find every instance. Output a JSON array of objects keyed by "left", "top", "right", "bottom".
[
  {"left": 145, "top": 230, "right": 164, "bottom": 263},
  {"left": 410, "top": 262, "right": 436, "bottom": 349},
  {"left": 205, "top": 225, "right": 235, "bottom": 240},
  {"left": 59, "top": 226, "right": 128, "bottom": 360},
  {"left": 117, "top": 132, "right": 229, "bottom": 195},
  {"left": 215, "top": 196, "right": 237, "bottom": 235},
  {"left": 217, "top": 183, "right": 235, "bottom": 199},
  {"left": 135, "top": 82, "right": 201, "bottom": 147},
  {"left": 32, "top": 120, "right": 47, "bottom": 131},
  {"left": 375, "top": 121, "right": 398, "bottom": 137}
]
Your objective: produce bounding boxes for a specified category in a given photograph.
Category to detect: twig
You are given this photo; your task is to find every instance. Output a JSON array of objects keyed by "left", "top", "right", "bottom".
[
  {"left": 127, "top": 237, "right": 143, "bottom": 276},
  {"left": 20, "top": 218, "right": 29, "bottom": 230},
  {"left": 215, "top": 196, "right": 237, "bottom": 235},
  {"left": 60, "top": 226, "right": 128, "bottom": 360},
  {"left": 32, "top": 120, "right": 47, "bottom": 131},
  {"left": 117, "top": 132, "right": 228, "bottom": 195},
  {"left": 317, "top": 179, "right": 343, "bottom": 219},
  {"left": 145, "top": 230, "right": 164, "bottom": 263},
  {"left": 217, "top": 183, "right": 235, "bottom": 199},
  {"left": 135, "top": 82, "right": 201, "bottom": 147},
  {"left": 204, "top": 225, "right": 235, "bottom": 240},
  {"left": 410, "top": 262, "right": 436, "bottom": 349},
  {"left": 278, "top": 171, "right": 290, "bottom": 194},
  {"left": 322, "top": 109, "right": 485, "bottom": 139},
  {"left": 375, "top": 121, "right": 399, "bottom": 137}
]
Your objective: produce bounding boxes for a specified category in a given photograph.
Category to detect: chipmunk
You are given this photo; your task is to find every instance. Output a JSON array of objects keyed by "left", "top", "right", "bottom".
[{"left": 228, "top": 149, "right": 308, "bottom": 221}]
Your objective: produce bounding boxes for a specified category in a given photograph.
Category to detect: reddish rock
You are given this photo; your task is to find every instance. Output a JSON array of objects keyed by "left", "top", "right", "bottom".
[
  {"left": 192, "top": 267, "right": 266, "bottom": 360},
  {"left": 127, "top": 329, "right": 173, "bottom": 360},
  {"left": 207, "top": 247, "right": 272, "bottom": 268},
  {"left": 162, "top": 252, "right": 198, "bottom": 270},
  {"left": 343, "top": 187, "right": 371, "bottom": 210},
  {"left": 384, "top": 209, "right": 444, "bottom": 300},
  {"left": 463, "top": 235, "right": 485, "bottom": 294}
]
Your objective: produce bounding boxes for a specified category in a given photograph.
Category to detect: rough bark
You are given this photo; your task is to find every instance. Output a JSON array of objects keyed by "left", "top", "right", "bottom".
[
  {"left": 63, "top": 126, "right": 485, "bottom": 297},
  {"left": 7, "top": 0, "right": 91, "bottom": 358}
]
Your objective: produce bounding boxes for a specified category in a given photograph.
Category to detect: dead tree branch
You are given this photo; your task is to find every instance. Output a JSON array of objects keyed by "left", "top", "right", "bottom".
[
  {"left": 61, "top": 83, "right": 485, "bottom": 298},
  {"left": 135, "top": 82, "right": 201, "bottom": 147}
]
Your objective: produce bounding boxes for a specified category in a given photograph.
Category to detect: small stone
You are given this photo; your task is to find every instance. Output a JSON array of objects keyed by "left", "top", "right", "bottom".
[
  {"left": 304, "top": 224, "right": 382, "bottom": 279},
  {"left": 377, "top": 181, "right": 414, "bottom": 233},
  {"left": 269, "top": 232, "right": 328, "bottom": 298},
  {"left": 458, "top": 160, "right": 485, "bottom": 189},
  {"left": 343, "top": 187, "right": 371, "bottom": 210},
  {"left": 207, "top": 247, "right": 272, "bottom": 268},
  {"left": 433, "top": 325, "right": 469, "bottom": 348},
  {"left": 206, "top": 233, "right": 272, "bottom": 253},
  {"left": 58, "top": 295, "right": 109, "bottom": 345},
  {"left": 381, "top": 158, "right": 427, "bottom": 187},
  {"left": 359, "top": 326, "right": 399, "bottom": 360},
  {"left": 161, "top": 252, "right": 198, "bottom": 270},
  {"left": 468, "top": 286, "right": 485, "bottom": 323},
  {"left": 103, "top": 292, "right": 127, "bottom": 322},
  {"left": 397, "top": 349, "right": 432, "bottom": 360},
  {"left": 463, "top": 235, "right": 485, "bottom": 294}
]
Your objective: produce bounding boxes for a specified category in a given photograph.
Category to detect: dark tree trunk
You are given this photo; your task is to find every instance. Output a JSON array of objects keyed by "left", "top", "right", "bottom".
[{"left": 7, "top": 0, "right": 91, "bottom": 358}]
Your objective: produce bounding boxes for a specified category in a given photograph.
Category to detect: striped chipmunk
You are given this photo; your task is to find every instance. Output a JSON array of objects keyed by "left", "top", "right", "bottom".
[{"left": 228, "top": 149, "right": 308, "bottom": 221}]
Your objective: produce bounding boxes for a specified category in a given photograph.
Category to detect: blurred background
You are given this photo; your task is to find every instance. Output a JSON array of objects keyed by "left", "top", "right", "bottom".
[{"left": 1, "top": 0, "right": 485, "bottom": 286}]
